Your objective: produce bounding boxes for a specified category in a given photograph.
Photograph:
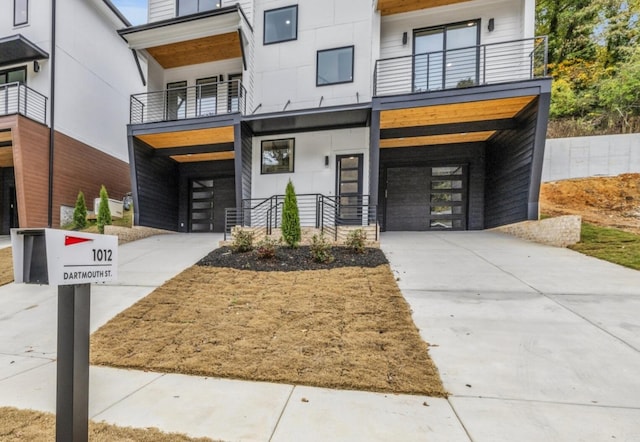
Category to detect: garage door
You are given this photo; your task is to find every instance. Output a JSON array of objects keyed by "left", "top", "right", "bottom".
[{"left": 385, "top": 165, "right": 467, "bottom": 231}]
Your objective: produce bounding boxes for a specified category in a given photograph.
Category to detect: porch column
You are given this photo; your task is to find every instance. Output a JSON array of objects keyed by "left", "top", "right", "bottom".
[
  {"left": 369, "top": 110, "right": 380, "bottom": 206},
  {"left": 527, "top": 89, "right": 551, "bottom": 220}
]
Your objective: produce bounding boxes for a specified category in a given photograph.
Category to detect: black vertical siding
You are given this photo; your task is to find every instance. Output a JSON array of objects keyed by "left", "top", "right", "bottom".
[
  {"left": 484, "top": 99, "right": 539, "bottom": 228},
  {"left": 133, "top": 138, "right": 179, "bottom": 231},
  {"left": 0, "top": 167, "right": 15, "bottom": 234},
  {"left": 379, "top": 143, "right": 486, "bottom": 230},
  {"left": 178, "top": 160, "right": 235, "bottom": 232},
  {"left": 241, "top": 122, "right": 253, "bottom": 203}
]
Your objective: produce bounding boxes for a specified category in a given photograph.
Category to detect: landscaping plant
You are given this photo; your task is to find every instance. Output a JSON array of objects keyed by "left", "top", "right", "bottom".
[
  {"left": 281, "top": 179, "right": 301, "bottom": 248},
  {"left": 345, "top": 228, "right": 367, "bottom": 254},
  {"left": 73, "top": 190, "right": 88, "bottom": 230},
  {"left": 230, "top": 228, "right": 254, "bottom": 253},
  {"left": 96, "top": 185, "right": 112, "bottom": 234},
  {"left": 310, "top": 233, "right": 334, "bottom": 263},
  {"left": 255, "top": 236, "right": 279, "bottom": 259}
]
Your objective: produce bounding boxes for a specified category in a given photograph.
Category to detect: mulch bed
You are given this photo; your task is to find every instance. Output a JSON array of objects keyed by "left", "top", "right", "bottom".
[{"left": 197, "top": 246, "right": 388, "bottom": 272}]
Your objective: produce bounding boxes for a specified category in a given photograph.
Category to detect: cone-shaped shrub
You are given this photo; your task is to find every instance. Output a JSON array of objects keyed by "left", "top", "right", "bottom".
[
  {"left": 281, "top": 179, "right": 301, "bottom": 248},
  {"left": 73, "top": 190, "right": 87, "bottom": 230},
  {"left": 97, "top": 185, "right": 112, "bottom": 234}
]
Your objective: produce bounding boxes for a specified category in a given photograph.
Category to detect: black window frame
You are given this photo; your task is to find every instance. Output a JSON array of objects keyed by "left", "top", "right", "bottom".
[
  {"left": 261, "top": 138, "right": 295, "bottom": 175},
  {"left": 14, "top": 0, "right": 28, "bottom": 26},
  {"left": 176, "top": 0, "right": 221, "bottom": 17},
  {"left": 263, "top": 5, "right": 298, "bottom": 45},
  {"left": 0, "top": 66, "right": 27, "bottom": 85},
  {"left": 316, "top": 45, "right": 354, "bottom": 87},
  {"left": 196, "top": 75, "right": 220, "bottom": 117}
]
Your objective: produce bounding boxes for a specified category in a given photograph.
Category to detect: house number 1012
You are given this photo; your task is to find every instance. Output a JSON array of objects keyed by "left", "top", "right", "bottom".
[{"left": 92, "top": 249, "right": 113, "bottom": 262}]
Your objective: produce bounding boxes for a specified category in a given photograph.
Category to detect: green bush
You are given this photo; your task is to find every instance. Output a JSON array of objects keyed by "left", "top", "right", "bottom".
[
  {"left": 96, "top": 185, "right": 112, "bottom": 234},
  {"left": 255, "top": 236, "right": 279, "bottom": 259},
  {"left": 231, "top": 228, "right": 254, "bottom": 253},
  {"left": 345, "top": 228, "right": 367, "bottom": 254},
  {"left": 73, "top": 191, "right": 87, "bottom": 230},
  {"left": 310, "top": 234, "right": 334, "bottom": 263},
  {"left": 281, "top": 179, "right": 301, "bottom": 248}
]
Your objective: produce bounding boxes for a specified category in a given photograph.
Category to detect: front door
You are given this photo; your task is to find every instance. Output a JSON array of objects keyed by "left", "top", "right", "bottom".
[
  {"left": 9, "top": 186, "right": 18, "bottom": 228},
  {"left": 190, "top": 179, "right": 215, "bottom": 232},
  {"left": 336, "top": 154, "right": 363, "bottom": 224}
]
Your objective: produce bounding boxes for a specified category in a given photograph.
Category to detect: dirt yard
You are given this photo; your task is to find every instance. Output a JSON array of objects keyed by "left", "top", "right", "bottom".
[{"left": 540, "top": 173, "right": 640, "bottom": 234}]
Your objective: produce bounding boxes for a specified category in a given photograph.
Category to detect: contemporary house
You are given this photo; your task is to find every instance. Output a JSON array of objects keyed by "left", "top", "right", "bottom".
[
  {"left": 0, "top": 0, "right": 144, "bottom": 234},
  {"left": 122, "top": 0, "right": 550, "bottom": 234}
]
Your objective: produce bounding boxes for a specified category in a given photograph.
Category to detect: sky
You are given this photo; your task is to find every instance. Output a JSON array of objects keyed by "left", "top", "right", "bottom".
[{"left": 111, "top": 0, "right": 147, "bottom": 26}]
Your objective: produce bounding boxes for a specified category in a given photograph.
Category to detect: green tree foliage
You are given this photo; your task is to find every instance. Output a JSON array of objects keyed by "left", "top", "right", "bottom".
[
  {"left": 281, "top": 179, "right": 301, "bottom": 248},
  {"left": 73, "top": 191, "right": 87, "bottom": 230},
  {"left": 97, "top": 185, "right": 112, "bottom": 234}
]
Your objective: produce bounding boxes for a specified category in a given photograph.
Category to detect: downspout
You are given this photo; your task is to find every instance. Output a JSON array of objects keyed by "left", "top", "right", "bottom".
[{"left": 47, "top": 0, "right": 56, "bottom": 227}]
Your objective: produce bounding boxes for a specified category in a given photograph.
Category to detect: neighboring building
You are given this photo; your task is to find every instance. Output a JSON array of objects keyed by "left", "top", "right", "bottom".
[
  {"left": 121, "top": 0, "right": 551, "bottom": 233},
  {"left": 0, "top": 0, "right": 145, "bottom": 234}
]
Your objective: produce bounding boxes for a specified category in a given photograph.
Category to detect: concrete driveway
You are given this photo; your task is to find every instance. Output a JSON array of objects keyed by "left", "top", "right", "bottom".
[{"left": 382, "top": 231, "right": 640, "bottom": 441}]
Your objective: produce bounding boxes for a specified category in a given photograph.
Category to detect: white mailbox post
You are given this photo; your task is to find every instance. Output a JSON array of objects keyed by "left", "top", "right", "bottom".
[{"left": 11, "top": 228, "right": 118, "bottom": 442}]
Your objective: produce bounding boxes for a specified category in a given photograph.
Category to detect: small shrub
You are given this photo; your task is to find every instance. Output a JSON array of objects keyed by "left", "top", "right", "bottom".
[
  {"left": 96, "top": 185, "right": 112, "bottom": 234},
  {"left": 255, "top": 236, "right": 279, "bottom": 259},
  {"left": 345, "top": 228, "right": 367, "bottom": 254},
  {"left": 231, "top": 228, "right": 254, "bottom": 253},
  {"left": 73, "top": 191, "right": 88, "bottom": 230},
  {"left": 310, "top": 234, "right": 334, "bottom": 263},
  {"left": 281, "top": 179, "right": 301, "bottom": 248}
]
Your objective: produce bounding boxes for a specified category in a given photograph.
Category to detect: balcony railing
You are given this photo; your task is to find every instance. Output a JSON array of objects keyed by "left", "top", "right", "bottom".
[
  {"left": 0, "top": 82, "right": 48, "bottom": 125},
  {"left": 374, "top": 36, "right": 548, "bottom": 96},
  {"left": 130, "top": 79, "right": 246, "bottom": 124}
]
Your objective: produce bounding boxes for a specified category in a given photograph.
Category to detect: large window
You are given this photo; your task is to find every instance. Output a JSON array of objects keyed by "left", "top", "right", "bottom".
[
  {"left": 14, "top": 0, "right": 28, "bottom": 26},
  {"left": 264, "top": 5, "right": 298, "bottom": 45},
  {"left": 177, "top": 0, "right": 220, "bottom": 16},
  {"left": 316, "top": 46, "right": 354, "bottom": 86},
  {"left": 413, "top": 20, "right": 480, "bottom": 91},
  {"left": 261, "top": 139, "right": 294, "bottom": 174},
  {"left": 0, "top": 66, "right": 26, "bottom": 85}
]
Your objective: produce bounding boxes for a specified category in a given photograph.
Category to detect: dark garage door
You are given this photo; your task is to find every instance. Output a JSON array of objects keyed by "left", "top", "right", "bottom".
[{"left": 385, "top": 165, "right": 467, "bottom": 231}]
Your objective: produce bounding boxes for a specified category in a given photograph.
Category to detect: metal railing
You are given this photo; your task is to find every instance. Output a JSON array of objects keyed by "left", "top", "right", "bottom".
[
  {"left": 374, "top": 36, "right": 548, "bottom": 96},
  {"left": 130, "top": 79, "right": 247, "bottom": 124},
  {"left": 224, "top": 193, "right": 378, "bottom": 241},
  {"left": 0, "top": 82, "right": 48, "bottom": 124}
]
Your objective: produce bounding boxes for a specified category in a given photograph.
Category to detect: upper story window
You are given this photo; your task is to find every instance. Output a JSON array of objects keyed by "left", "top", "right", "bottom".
[
  {"left": 177, "top": 0, "right": 221, "bottom": 17},
  {"left": 14, "top": 0, "right": 28, "bottom": 26},
  {"left": 316, "top": 46, "right": 354, "bottom": 86},
  {"left": 0, "top": 66, "right": 27, "bottom": 85},
  {"left": 264, "top": 5, "right": 298, "bottom": 45}
]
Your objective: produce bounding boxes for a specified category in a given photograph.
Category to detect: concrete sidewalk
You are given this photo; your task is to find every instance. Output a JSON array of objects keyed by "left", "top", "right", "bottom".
[{"left": 1, "top": 231, "right": 639, "bottom": 441}]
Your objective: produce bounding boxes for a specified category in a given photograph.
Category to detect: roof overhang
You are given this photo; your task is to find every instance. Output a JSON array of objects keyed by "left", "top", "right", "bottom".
[
  {"left": 377, "top": 0, "right": 472, "bottom": 16},
  {"left": 0, "top": 35, "right": 49, "bottom": 69}
]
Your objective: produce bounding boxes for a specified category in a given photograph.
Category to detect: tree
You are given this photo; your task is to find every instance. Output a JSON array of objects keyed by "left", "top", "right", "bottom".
[
  {"left": 73, "top": 190, "right": 87, "bottom": 230},
  {"left": 97, "top": 185, "right": 112, "bottom": 234},
  {"left": 281, "top": 179, "right": 301, "bottom": 248}
]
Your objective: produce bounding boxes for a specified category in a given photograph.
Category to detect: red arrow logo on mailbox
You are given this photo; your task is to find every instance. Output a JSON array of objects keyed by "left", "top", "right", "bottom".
[{"left": 64, "top": 235, "right": 93, "bottom": 246}]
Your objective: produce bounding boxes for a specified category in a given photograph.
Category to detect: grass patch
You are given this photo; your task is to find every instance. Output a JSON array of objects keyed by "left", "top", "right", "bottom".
[
  {"left": 0, "top": 248, "right": 13, "bottom": 287},
  {"left": 0, "top": 406, "right": 216, "bottom": 441},
  {"left": 91, "top": 264, "right": 446, "bottom": 397},
  {"left": 570, "top": 222, "right": 640, "bottom": 270}
]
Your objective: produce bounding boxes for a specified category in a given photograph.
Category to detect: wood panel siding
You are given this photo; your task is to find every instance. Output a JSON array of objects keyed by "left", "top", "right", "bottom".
[
  {"left": 133, "top": 138, "right": 179, "bottom": 231},
  {"left": 171, "top": 151, "right": 235, "bottom": 162},
  {"left": 0, "top": 147, "right": 13, "bottom": 167},
  {"left": 379, "top": 143, "right": 485, "bottom": 230},
  {"left": 177, "top": 160, "right": 235, "bottom": 232},
  {"left": 137, "top": 126, "right": 235, "bottom": 148},
  {"left": 484, "top": 99, "right": 539, "bottom": 228},
  {"left": 380, "top": 130, "right": 495, "bottom": 148},
  {"left": 241, "top": 122, "right": 253, "bottom": 202},
  {"left": 147, "top": 33, "right": 242, "bottom": 68},
  {"left": 52, "top": 131, "right": 131, "bottom": 228},
  {"left": 380, "top": 96, "right": 536, "bottom": 129},
  {"left": 0, "top": 167, "right": 15, "bottom": 234},
  {"left": 378, "top": 0, "right": 472, "bottom": 16}
]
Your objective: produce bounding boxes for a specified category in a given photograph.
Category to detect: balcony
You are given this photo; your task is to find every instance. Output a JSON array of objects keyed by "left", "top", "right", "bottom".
[
  {"left": 130, "top": 79, "right": 246, "bottom": 124},
  {"left": 374, "top": 37, "right": 548, "bottom": 97},
  {"left": 0, "top": 82, "right": 48, "bottom": 125}
]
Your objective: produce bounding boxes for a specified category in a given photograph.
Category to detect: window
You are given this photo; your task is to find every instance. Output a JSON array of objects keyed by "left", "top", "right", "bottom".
[
  {"left": 197, "top": 76, "right": 219, "bottom": 116},
  {"left": 261, "top": 139, "right": 294, "bottom": 174},
  {"left": 264, "top": 5, "right": 298, "bottom": 45},
  {"left": 316, "top": 46, "right": 354, "bottom": 86},
  {"left": 0, "top": 66, "right": 26, "bottom": 85},
  {"left": 177, "top": 0, "right": 221, "bottom": 16},
  {"left": 227, "top": 73, "right": 242, "bottom": 112},
  {"left": 14, "top": 0, "right": 28, "bottom": 26}
]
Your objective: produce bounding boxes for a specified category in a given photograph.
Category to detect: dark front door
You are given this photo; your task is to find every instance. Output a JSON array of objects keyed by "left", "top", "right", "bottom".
[
  {"left": 336, "top": 154, "right": 363, "bottom": 224},
  {"left": 9, "top": 186, "right": 18, "bottom": 228},
  {"left": 189, "top": 177, "right": 235, "bottom": 232},
  {"left": 385, "top": 165, "right": 468, "bottom": 231}
]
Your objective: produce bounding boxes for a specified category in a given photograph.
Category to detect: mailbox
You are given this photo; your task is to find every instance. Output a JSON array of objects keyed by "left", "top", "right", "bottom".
[{"left": 10, "top": 228, "right": 118, "bottom": 286}]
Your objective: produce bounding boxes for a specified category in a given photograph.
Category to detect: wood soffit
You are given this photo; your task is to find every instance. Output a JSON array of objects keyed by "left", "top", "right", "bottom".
[
  {"left": 380, "top": 130, "right": 496, "bottom": 148},
  {"left": 0, "top": 146, "right": 13, "bottom": 167},
  {"left": 377, "top": 0, "right": 472, "bottom": 16},
  {"left": 147, "top": 32, "right": 241, "bottom": 68},
  {"left": 136, "top": 126, "right": 235, "bottom": 149},
  {"left": 170, "top": 151, "right": 235, "bottom": 163},
  {"left": 0, "top": 130, "right": 12, "bottom": 143}
]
